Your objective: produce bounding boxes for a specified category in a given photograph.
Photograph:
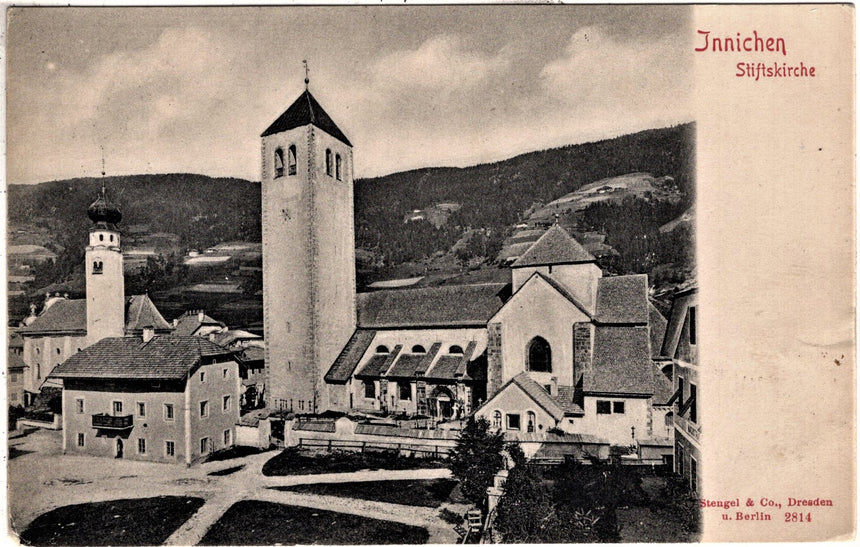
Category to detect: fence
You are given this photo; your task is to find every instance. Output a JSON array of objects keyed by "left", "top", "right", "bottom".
[{"left": 297, "top": 437, "right": 452, "bottom": 459}]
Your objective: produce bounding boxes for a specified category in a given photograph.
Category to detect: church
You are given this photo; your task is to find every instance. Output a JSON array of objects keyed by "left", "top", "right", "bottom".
[{"left": 261, "top": 84, "right": 673, "bottom": 449}]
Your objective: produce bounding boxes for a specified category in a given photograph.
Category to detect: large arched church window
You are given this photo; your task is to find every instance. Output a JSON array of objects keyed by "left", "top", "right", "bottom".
[
  {"left": 526, "top": 336, "right": 552, "bottom": 373},
  {"left": 274, "top": 148, "right": 285, "bottom": 178},
  {"left": 335, "top": 154, "right": 342, "bottom": 180}
]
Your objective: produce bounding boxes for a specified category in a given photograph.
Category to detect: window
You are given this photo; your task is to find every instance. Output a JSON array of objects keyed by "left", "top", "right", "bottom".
[
  {"left": 200, "top": 437, "right": 210, "bottom": 455},
  {"left": 200, "top": 371, "right": 206, "bottom": 383},
  {"left": 375, "top": 345, "right": 389, "bottom": 354},
  {"left": 492, "top": 410, "right": 502, "bottom": 430},
  {"left": 35, "top": 347, "right": 40, "bottom": 355},
  {"left": 506, "top": 414, "right": 521, "bottom": 430},
  {"left": 77, "top": 433, "right": 85, "bottom": 447},
  {"left": 137, "top": 438, "right": 146, "bottom": 454},
  {"left": 164, "top": 404, "right": 174, "bottom": 421},
  {"left": 222, "top": 368, "right": 228, "bottom": 379},
  {"left": 335, "top": 154, "right": 342, "bottom": 180},
  {"left": 596, "top": 400, "right": 611, "bottom": 414},
  {"left": 326, "top": 149, "right": 333, "bottom": 176},
  {"left": 526, "top": 337, "right": 552, "bottom": 373},
  {"left": 56, "top": 348, "right": 61, "bottom": 355},
  {"left": 99, "top": 234, "right": 104, "bottom": 241},
  {"left": 93, "top": 261, "right": 103, "bottom": 274},
  {"left": 448, "top": 345, "right": 464, "bottom": 355},
  {"left": 689, "top": 384, "right": 698, "bottom": 424},
  {"left": 613, "top": 401, "right": 625, "bottom": 414},
  {"left": 223, "top": 429, "right": 232, "bottom": 446},
  {"left": 399, "top": 382, "right": 411, "bottom": 401},
  {"left": 110, "top": 234, "right": 114, "bottom": 242},
  {"left": 35, "top": 364, "right": 40, "bottom": 379},
  {"left": 688, "top": 306, "right": 697, "bottom": 345},
  {"left": 223, "top": 395, "right": 232, "bottom": 412},
  {"left": 199, "top": 400, "right": 209, "bottom": 418},
  {"left": 274, "top": 148, "right": 285, "bottom": 178},
  {"left": 288, "top": 145, "right": 297, "bottom": 175},
  {"left": 165, "top": 440, "right": 175, "bottom": 457},
  {"left": 690, "top": 457, "right": 698, "bottom": 493},
  {"left": 299, "top": 400, "right": 304, "bottom": 411},
  {"left": 665, "top": 411, "right": 674, "bottom": 427},
  {"left": 137, "top": 402, "right": 146, "bottom": 417},
  {"left": 411, "top": 345, "right": 426, "bottom": 354},
  {"left": 113, "top": 401, "right": 123, "bottom": 415},
  {"left": 527, "top": 411, "right": 536, "bottom": 433},
  {"left": 364, "top": 381, "right": 376, "bottom": 399},
  {"left": 75, "top": 398, "right": 84, "bottom": 414}
]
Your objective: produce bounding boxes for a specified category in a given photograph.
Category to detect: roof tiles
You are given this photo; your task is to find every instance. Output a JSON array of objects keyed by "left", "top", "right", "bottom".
[
  {"left": 261, "top": 90, "right": 352, "bottom": 146},
  {"left": 595, "top": 275, "right": 649, "bottom": 324},
  {"left": 585, "top": 326, "right": 654, "bottom": 396},
  {"left": 51, "top": 335, "right": 233, "bottom": 381},
  {"left": 324, "top": 329, "right": 377, "bottom": 383},
  {"left": 511, "top": 225, "right": 595, "bottom": 267},
  {"left": 357, "top": 283, "right": 508, "bottom": 328}
]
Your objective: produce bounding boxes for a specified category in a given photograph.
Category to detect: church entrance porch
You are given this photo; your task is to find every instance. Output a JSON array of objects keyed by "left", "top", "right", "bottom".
[{"left": 429, "top": 386, "right": 456, "bottom": 420}]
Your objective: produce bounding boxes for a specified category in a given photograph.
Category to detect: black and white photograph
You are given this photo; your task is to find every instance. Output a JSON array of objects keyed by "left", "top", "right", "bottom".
[{"left": 4, "top": 4, "right": 854, "bottom": 545}]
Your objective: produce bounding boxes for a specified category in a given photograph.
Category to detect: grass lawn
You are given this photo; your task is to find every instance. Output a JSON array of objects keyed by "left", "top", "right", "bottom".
[
  {"left": 198, "top": 500, "right": 429, "bottom": 545},
  {"left": 18, "top": 496, "right": 205, "bottom": 546},
  {"left": 262, "top": 447, "right": 446, "bottom": 476},
  {"left": 271, "top": 478, "right": 457, "bottom": 508}
]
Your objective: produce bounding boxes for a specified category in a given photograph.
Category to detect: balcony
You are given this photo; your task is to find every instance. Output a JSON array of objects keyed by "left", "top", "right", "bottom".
[{"left": 92, "top": 413, "right": 134, "bottom": 430}]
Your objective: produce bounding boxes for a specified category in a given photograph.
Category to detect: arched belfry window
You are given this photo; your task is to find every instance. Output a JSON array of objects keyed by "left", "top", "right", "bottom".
[
  {"left": 335, "top": 154, "right": 342, "bottom": 180},
  {"left": 274, "top": 148, "right": 285, "bottom": 178},
  {"left": 288, "top": 145, "right": 297, "bottom": 175},
  {"left": 527, "top": 336, "right": 552, "bottom": 373},
  {"left": 325, "top": 149, "right": 333, "bottom": 176},
  {"left": 93, "top": 260, "right": 103, "bottom": 274}
]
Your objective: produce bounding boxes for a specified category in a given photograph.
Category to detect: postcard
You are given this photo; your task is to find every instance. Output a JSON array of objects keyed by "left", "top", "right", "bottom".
[{"left": 4, "top": 4, "right": 855, "bottom": 544}]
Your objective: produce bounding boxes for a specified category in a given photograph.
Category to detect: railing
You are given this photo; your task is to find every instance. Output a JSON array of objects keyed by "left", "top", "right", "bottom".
[
  {"left": 92, "top": 413, "right": 134, "bottom": 430},
  {"left": 297, "top": 437, "right": 451, "bottom": 459}
]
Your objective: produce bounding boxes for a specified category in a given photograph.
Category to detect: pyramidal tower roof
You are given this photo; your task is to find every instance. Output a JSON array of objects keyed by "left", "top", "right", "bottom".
[
  {"left": 261, "top": 89, "right": 352, "bottom": 146},
  {"left": 511, "top": 224, "right": 596, "bottom": 267}
]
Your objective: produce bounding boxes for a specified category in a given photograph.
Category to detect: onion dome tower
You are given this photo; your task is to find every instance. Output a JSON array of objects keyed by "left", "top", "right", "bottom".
[{"left": 85, "top": 184, "right": 125, "bottom": 345}]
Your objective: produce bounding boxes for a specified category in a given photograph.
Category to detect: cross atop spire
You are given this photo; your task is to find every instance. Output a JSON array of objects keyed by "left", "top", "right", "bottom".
[{"left": 303, "top": 60, "right": 310, "bottom": 88}]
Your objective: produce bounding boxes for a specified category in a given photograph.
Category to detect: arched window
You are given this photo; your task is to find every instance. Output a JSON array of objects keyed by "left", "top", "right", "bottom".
[
  {"left": 335, "top": 154, "right": 342, "bottom": 180},
  {"left": 492, "top": 410, "right": 502, "bottom": 431},
  {"left": 35, "top": 363, "right": 41, "bottom": 379},
  {"left": 527, "top": 411, "right": 536, "bottom": 433},
  {"left": 527, "top": 336, "right": 552, "bottom": 373},
  {"left": 274, "top": 148, "right": 285, "bottom": 178},
  {"left": 325, "top": 149, "right": 333, "bottom": 176},
  {"left": 375, "top": 345, "right": 389, "bottom": 354},
  {"left": 93, "top": 261, "right": 103, "bottom": 274},
  {"left": 288, "top": 145, "right": 297, "bottom": 175},
  {"left": 109, "top": 234, "right": 114, "bottom": 242},
  {"left": 56, "top": 348, "right": 61, "bottom": 355},
  {"left": 448, "top": 345, "right": 464, "bottom": 355},
  {"left": 411, "top": 345, "right": 426, "bottom": 354},
  {"left": 99, "top": 234, "right": 104, "bottom": 241}
]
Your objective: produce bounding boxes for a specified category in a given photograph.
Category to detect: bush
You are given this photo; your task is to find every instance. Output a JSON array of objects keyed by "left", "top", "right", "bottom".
[{"left": 447, "top": 418, "right": 505, "bottom": 506}]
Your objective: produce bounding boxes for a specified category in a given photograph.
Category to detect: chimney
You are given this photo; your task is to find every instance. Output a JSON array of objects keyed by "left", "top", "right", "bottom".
[
  {"left": 172, "top": 318, "right": 178, "bottom": 327},
  {"left": 209, "top": 332, "right": 216, "bottom": 342},
  {"left": 198, "top": 311, "right": 205, "bottom": 323},
  {"left": 550, "top": 377, "right": 558, "bottom": 397},
  {"left": 142, "top": 325, "right": 155, "bottom": 343}
]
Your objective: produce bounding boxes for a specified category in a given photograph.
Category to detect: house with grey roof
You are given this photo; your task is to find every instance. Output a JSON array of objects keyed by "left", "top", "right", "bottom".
[{"left": 52, "top": 332, "right": 240, "bottom": 464}]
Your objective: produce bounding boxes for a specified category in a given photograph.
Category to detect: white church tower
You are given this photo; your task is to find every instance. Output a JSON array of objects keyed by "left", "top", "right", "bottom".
[
  {"left": 85, "top": 185, "right": 125, "bottom": 345},
  {"left": 261, "top": 78, "right": 357, "bottom": 413}
]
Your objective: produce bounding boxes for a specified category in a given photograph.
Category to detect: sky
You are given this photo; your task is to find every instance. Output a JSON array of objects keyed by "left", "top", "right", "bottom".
[{"left": 6, "top": 5, "right": 693, "bottom": 184}]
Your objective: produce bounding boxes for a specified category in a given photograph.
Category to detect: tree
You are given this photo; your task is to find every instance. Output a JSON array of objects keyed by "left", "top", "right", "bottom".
[
  {"left": 448, "top": 417, "right": 505, "bottom": 506},
  {"left": 493, "top": 443, "right": 557, "bottom": 543}
]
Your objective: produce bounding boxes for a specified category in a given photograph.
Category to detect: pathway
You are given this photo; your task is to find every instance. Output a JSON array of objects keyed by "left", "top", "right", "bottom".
[{"left": 9, "top": 430, "right": 464, "bottom": 545}]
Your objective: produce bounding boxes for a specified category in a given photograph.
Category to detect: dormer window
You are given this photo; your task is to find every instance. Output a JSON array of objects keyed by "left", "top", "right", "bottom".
[
  {"left": 288, "top": 145, "right": 297, "bottom": 175},
  {"left": 326, "top": 149, "right": 333, "bottom": 176},
  {"left": 93, "top": 260, "right": 103, "bottom": 274},
  {"left": 274, "top": 148, "right": 285, "bottom": 178},
  {"left": 448, "top": 345, "right": 464, "bottom": 355},
  {"left": 411, "top": 345, "right": 426, "bottom": 354},
  {"left": 335, "top": 154, "right": 342, "bottom": 180},
  {"left": 375, "top": 345, "right": 390, "bottom": 354}
]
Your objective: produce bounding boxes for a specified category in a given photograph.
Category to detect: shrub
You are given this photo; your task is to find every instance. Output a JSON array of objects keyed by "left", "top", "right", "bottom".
[{"left": 447, "top": 417, "right": 505, "bottom": 506}]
